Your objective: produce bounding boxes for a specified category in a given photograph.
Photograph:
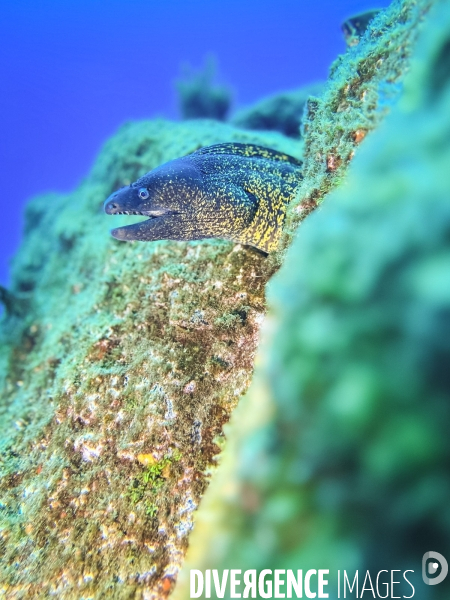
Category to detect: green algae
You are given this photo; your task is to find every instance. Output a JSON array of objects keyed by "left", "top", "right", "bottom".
[
  {"left": 127, "top": 452, "right": 182, "bottom": 515},
  {"left": 177, "top": 1, "right": 450, "bottom": 599},
  {"left": 0, "top": 0, "right": 438, "bottom": 597}
]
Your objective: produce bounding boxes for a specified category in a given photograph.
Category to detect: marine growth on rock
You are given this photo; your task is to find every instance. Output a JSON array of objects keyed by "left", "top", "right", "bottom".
[{"left": 0, "top": 0, "right": 438, "bottom": 597}]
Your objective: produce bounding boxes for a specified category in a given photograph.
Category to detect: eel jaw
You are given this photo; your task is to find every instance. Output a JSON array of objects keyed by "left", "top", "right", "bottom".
[{"left": 108, "top": 208, "right": 177, "bottom": 241}]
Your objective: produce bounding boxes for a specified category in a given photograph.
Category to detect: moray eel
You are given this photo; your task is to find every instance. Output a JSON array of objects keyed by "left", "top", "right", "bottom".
[{"left": 104, "top": 142, "right": 302, "bottom": 253}]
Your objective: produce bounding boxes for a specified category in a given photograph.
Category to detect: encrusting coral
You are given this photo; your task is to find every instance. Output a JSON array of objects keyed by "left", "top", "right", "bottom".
[{"left": 0, "top": 0, "right": 437, "bottom": 597}]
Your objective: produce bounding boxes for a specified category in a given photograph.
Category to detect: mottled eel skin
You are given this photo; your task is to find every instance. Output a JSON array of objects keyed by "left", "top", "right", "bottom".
[{"left": 104, "top": 143, "right": 302, "bottom": 253}]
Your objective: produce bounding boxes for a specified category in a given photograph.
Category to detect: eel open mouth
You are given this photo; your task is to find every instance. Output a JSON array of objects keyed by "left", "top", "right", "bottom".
[
  {"left": 104, "top": 202, "right": 171, "bottom": 219},
  {"left": 106, "top": 207, "right": 179, "bottom": 241},
  {"left": 104, "top": 192, "right": 180, "bottom": 241}
]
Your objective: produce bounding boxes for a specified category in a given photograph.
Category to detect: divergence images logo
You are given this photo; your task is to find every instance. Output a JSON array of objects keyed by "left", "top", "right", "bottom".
[{"left": 422, "top": 551, "right": 448, "bottom": 585}]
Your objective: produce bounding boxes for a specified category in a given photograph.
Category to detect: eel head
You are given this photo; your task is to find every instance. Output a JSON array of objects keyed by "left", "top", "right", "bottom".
[{"left": 103, "top": 158, "right": 203, "bottom": 241}]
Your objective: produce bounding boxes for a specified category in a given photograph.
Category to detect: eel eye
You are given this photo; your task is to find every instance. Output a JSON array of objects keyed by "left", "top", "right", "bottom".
[{"left": 138, "top": 187, "right": 149, "bottom": 200}]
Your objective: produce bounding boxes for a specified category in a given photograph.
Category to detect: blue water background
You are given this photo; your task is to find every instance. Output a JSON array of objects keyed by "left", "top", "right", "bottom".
[{"left": 0, "top": 0, "right": 390, "bottom": 288}]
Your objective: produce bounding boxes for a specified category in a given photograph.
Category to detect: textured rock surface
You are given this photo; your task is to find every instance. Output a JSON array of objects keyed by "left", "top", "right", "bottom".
[
  {"left": 177, "top": 1, "right": 450, "bottom": 599},
  {"left": 231, "top": 84, "right": 323, "bottom": 139},
  {"left": 0, "top": 0, "right": 436, "bottom": 597},
  {"left": 0, "top": 122, "right": 299, "bottom": 599}
]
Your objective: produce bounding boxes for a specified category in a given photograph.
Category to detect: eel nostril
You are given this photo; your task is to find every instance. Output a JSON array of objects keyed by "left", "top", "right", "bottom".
[{"left": 109, "top": 202, "right": 119, "bottom": 213}]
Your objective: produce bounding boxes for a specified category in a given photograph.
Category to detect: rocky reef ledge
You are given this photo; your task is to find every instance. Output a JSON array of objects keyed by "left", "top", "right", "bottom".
[{"left": 0, "top": 0, "right": 437, "bottom": 597}]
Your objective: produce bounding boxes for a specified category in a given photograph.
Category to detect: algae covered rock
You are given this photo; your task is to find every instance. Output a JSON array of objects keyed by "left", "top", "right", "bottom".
[
  {"left": 278, "top": 0, "right": 435, "bottom": 253},
  {"left": 231, "top": 84, "right": 323, "bottom": 139},
  {"left": 0, "top": 121, "right": 299, "bottom": 598},
  {"left": 0, "top": 0, "right": 438, "bottom": 597},
  {"left": 178, "top": 1, "right": 450, "bottom": 598}
]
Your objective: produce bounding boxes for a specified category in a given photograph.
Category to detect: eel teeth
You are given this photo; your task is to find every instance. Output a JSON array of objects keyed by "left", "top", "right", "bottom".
[{"left": 116, "top": 211, "right": 146, "bottom": 216}]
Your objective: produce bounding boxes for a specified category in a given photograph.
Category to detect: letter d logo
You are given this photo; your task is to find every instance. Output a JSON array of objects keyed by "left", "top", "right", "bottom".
[{"left": 422, "top": 551, "right": 448, "bottom": 585}]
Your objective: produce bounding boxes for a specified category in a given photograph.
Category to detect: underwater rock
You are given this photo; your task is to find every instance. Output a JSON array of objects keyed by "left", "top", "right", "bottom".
[
  {"left": 0, "top": 121, "right": 299, "bottom": 599},
  {"left": 231, "top": 4, "right": 389, "bottom": 141},
  {"left": 0, "top": 0, "right": 435, "bottom": 597},
  {"left": 276, "top": 0, "right": 435, "bottom": 257},
  {"left": 176, "top": 59, "right": 232, "bottom": 121},
  {"left": 176, "top": 0, "right": 450, "bottom": 598},
  {"left": 341, "top": 9, "right": 382, "bottom": 46},
  {"left": 231, "top": 83, "right": 323, "bottom": 139},
  {"left": 0, "top": 286, "right": 28, "bottom": 317}
]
